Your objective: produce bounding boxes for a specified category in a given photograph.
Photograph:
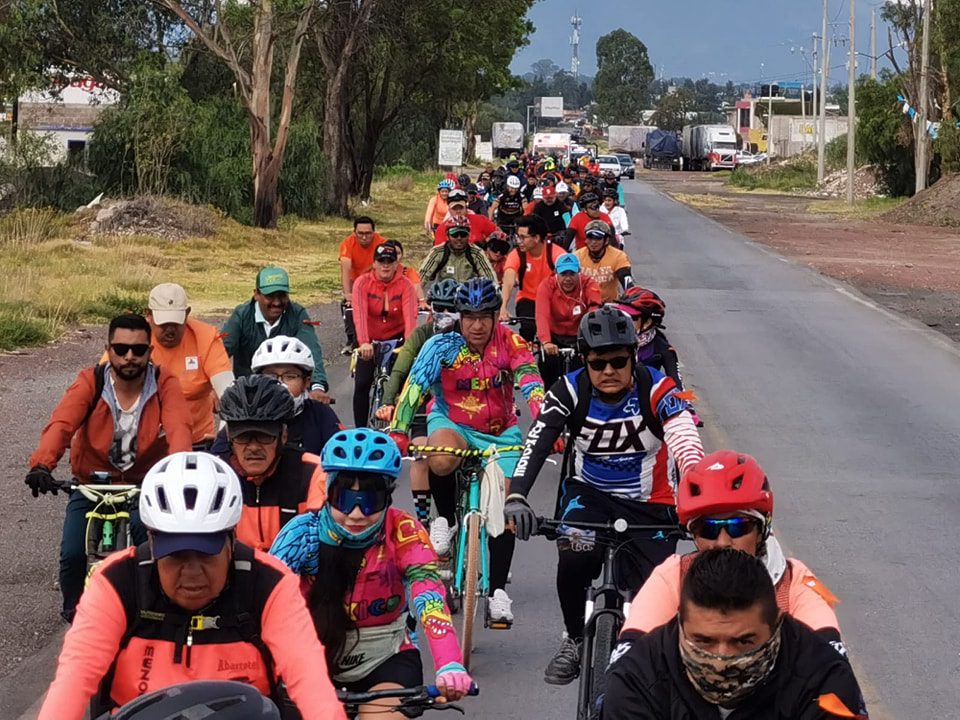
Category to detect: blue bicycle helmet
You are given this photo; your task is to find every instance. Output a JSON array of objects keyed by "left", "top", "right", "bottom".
[
  {"left": 427, "top": 279, "right": 461, "bottom": 311},
  {"left": 321, "top": 429, "right": 402, "bottom": 482},
  {"left": 438, "top": 179, "right": 456, "bottom": 190},
  {"left": 455, "top": 277, "right": 501, "bottom": 314}
]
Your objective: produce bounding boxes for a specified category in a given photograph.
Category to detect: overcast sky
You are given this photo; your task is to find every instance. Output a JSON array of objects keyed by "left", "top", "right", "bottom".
[{"left": 512, "top": 0, "right": 894, "bottom": 86}]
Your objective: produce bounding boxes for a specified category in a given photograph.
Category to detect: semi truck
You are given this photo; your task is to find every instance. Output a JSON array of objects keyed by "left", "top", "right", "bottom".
[
  {"left": 607, "top": 125, "right": 658, "bottom": 155},
  {"left": 681, "top": 124, "right": 738, "bottom": 171},
  {"left": 531, "top": 131, "right": 572, "bottom": 161},
  {"left": 491, "top": 122, "right": 524, "bottom": 157},
  {"left": 643, "top": 129, "right": 682, "bottom": 170}
]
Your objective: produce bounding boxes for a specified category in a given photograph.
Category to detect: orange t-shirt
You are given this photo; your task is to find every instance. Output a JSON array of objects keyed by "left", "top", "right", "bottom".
[
  {"left": 504, "top": 243, "right": 566, "bottom": 302},
  {"left": 339, "top": 232, "right": 386, "bottom": 281},
  {"left": 621, "top": 553, "right": 840, "bottom": 635},
  {"left": 99, "top": 318, "right": 232, "bottom": 442},
  {"left": 401, "top": 264, "right": 422, "bottom": 287},
  {"left": 575, "top": 246, "right": 632, "bottom": 302}
]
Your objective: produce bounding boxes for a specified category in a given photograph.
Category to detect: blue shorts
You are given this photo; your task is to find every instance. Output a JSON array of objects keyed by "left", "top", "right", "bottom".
[{"left": 426, "top": 411, "right": 524, "bottom": 477}]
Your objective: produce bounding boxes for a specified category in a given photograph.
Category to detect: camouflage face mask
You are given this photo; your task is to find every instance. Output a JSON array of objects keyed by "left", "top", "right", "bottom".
[{"left": 678, "top": 617, "right": 782, "bottom": 706}]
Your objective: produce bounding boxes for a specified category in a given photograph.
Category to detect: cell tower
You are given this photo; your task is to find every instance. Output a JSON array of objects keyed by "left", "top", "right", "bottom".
[{"left": 570, "top": 13, "right": 583, "bottom": 81}]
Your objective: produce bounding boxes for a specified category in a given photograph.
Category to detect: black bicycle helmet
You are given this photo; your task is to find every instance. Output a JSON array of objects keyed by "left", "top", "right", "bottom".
[
  {"left": 577, "top": 306, "right": 637, "bottom": 355},
  {"left": 579, "top": 191, "right": 600, "bottom": 206},
  {"left": 219, "top": 374, "right": 295, "bottom": 424},
  {"left": 601, "top": 187, "right": 618, "bottom": 199},
  {"left": 427, "top": 279, "right": 461, "bottom": 311},
  {"left": 108, "top": 681, "right": 280, "bottom": 720},
  {"left": 455, "top": 277, "right": 501, "bottom": 314}
]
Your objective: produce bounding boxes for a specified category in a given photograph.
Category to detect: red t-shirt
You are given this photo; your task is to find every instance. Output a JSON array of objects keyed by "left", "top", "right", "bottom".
[
  {"left": 567, "top": 211, "right": 614, "bottom": 250},
  {"left": 433, "top": 213, "right": 498, "bottom": 245}
]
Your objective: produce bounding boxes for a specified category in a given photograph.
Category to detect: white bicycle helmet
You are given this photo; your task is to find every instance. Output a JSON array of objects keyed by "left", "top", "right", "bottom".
[
  {"left": 251, "top": 335, "right": 314, "bottom": 373},
  {"left": 140, "top": 453, "right": 243, "bottom": 534},
  {"left": 506, "top": 175, "right": 521, "bottom": 189},
  {"left": 533, "top": 186, "right": 543, "bottom": 201},
  {"left": 556, "top": 181, "right": 570, "bottom": 194}
]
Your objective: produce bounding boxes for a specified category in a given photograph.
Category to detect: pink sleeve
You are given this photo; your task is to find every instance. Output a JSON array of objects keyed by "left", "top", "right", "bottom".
[
  {"left": 39, "top": 554, "right": 130, "bottom": 720},
  {"left": 352, "top": 274, "right": 370, "bottom": 346},
  {"left": 788, "top": 560, "right": 841, "bottom": 632},
  {"left": 393, "top": 513, "right": 464, "bottom": 673},
  {"left": 402, "top": 279, "right": 418, "bottom": 337},
  {"left": 260, "top": 554, "right": 347, "bottom": 719},
  {"left": 621, "top": 555, "right": 682, "bottom": 634}
]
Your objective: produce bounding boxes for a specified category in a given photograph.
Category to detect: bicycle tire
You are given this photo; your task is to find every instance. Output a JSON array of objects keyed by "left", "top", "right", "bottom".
[
  {"left": 585, "top": 611, "right": 620, "bottom": 720},
  {"left": 460, "top": 513, "right": 482, "bottom": 670}
]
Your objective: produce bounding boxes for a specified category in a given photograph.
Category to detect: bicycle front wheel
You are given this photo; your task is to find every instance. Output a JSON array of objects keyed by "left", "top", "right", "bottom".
[
  {"left": 584, "top": 611, "right": 620, "bottom": 720},
  {"left": 459, "top": 513, "right": 482, "bottom": 670}
]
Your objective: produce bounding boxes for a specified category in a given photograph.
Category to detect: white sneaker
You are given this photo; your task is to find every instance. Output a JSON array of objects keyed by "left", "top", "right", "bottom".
[
  {"left": 429, "top": 517, "right": 457, "bottom": 556},
  {"left": 488, "top": 588, "right": 514, "bottom": 623}
]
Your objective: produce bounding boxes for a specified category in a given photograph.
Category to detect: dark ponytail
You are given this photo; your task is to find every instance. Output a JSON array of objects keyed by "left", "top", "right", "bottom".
[{"left": 307, "top": 544, "right": 366, "bottom": 670}]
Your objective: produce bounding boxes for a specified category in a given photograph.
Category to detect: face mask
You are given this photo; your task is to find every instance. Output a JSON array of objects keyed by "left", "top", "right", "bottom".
[
  {"left": 637, "top": 327, "right": 657, "bottom": 347},
  {"left": 433, "top": 310, "right": 459, "bottom": 333},
  {"left": 678, "top": 618, "right": 782, "bottom": 706}
]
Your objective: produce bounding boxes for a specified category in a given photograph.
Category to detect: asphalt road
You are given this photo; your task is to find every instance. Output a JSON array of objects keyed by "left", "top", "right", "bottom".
[{"left": 6, "top": 175, "right": 959, "bottom": 717}]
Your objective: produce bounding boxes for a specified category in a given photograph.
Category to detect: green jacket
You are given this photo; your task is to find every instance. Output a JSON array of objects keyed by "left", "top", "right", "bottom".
[
  {"left": 221, "top": 298, "right": 329, "bottom": 390},
  {"left": 418, "top": 243, "right": 496, "bottom": 284},
  {"left": 382, "top": 323, "right": 435, "bottom": 406}
]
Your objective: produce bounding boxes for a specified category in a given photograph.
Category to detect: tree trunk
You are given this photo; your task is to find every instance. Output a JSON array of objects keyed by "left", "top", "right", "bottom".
[{"left": 463, "top": 105, "right": 477, "bottom": 161}]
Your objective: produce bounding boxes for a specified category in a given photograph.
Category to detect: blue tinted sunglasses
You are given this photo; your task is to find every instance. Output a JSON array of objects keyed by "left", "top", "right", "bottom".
[
  {"left": 690, "top": 516, "right": 760, "bottom": 540},
  {"left": 329, "top": 485, "right": 391, "bottom": 516}
]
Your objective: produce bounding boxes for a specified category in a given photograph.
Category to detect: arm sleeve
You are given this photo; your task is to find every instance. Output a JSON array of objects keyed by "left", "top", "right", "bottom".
[
  {"left": 291, "top": 307, "right": 328, "bottom": 391},
  {"left": 801, "top": 664, "right": 869, "bottom": 720},
  {"left": 220, "top": 307, "right": 242, "bottom": 359},
  {"left": 351, "top": 275, "right": 371, "bottom": 346},
  {"left": 158, "top": 372, "right": 194, "bottom": 453},
  {"left": 508, "top": 331, "right": 545, "bottom": 418},
  {"left": 38, "top": 563, "right": 128, "bottom": 720},
  {"left": 261, "top": 568, "right": 347, "bottom": 719},
  {"left": 535, "top": 281, "right": 553, "bottom": 341},
  {"left": 509, "top": 381, "right": 574, "bottom": 497},
  {"left": 29, "top": 370, "right": 94, "bottom": 471},
  {"left": 402, "top": 279, "right": 418, "bottom": 338},
  {"left": 615, "top": 266, "right": 633, "bottom": 290},
  {"left": 389, "top": 333, "right": 459, "bottom": 434},
  {"left": 382, "top": 327, "right": 427, "bottom": 406},
  {"left": 395, "top": 515, "right": 464, "bottom": 673},
  {"left": 600, "top": 647, "right": 662, "bottom": 720},
  {"left": 621, "top": 558, "right": 682, "bottom": 634},
  {"left": 662, "top": 412, "right": 704, "bottom": 478}
]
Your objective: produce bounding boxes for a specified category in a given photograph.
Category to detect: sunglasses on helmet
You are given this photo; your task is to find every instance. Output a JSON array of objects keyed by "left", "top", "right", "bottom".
[
  {"left": 329, "top": 484, "right": 392, "bottom": 516},
  {"left": 689, "top": 516, "right": 760, "bottom": 540},
  {"left": 586, "top": 355, "right": 631, "bottom": 371}
]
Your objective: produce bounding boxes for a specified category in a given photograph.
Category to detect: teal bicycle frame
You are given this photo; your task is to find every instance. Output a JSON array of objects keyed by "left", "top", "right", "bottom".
[{"left": 452, "top": 457, "right": 489, "bottom": 602}]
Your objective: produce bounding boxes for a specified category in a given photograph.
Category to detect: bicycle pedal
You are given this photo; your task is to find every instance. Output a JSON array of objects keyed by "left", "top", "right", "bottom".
[{"left": 487, "top": 619, "right": 513, "bottom": 630}]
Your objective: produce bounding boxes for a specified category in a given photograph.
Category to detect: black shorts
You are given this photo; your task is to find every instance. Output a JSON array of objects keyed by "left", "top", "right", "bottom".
[
  {"left": 410, "top": 412, "right": 428, "bottom": 440},
  {"left": 556, "top": 479, "right": 679, "bottom": 593},
  {"left": 338, "top": 648, "right": 424, "bottom": 693}
]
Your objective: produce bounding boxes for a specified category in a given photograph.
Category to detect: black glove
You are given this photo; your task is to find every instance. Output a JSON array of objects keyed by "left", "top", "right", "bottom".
[
  {"left": 504, "top": 494, "right": 537, "bottom": 541},
  {"left": 25, "top": 465, "right": 57, "bottom": 498}
]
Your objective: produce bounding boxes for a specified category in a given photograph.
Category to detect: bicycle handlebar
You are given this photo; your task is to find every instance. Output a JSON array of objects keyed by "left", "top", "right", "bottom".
[
  {"left": 409, "top": 444, "right": 525, "bottom": 458},
  {"left": 535, "top": 516, "right": 681, "bottom": 540},
  {"left": 337, "top": 684, "right": 479, "bottom": 704}
]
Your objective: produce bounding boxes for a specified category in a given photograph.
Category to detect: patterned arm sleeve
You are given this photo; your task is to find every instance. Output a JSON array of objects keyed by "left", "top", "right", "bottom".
[
  {"left": 507, "top": 330, "right": 545, "bottom": 419},
  {"left": 389, "top": 333, "right": 463, "bottom": 434},
  {"left": 270, "top": 513, "right": 321, "bottom": 576},
  {"left": 394, "top": 514, "right": 464, "bottom": 673},
  {"left": 650, "top": 371, "right": 703, "bottom": 476}
]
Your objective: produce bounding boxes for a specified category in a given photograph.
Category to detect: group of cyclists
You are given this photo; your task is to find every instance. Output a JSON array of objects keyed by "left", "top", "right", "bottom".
[{"left": 24, "top": 152, "right": 869, "bottom": 718}]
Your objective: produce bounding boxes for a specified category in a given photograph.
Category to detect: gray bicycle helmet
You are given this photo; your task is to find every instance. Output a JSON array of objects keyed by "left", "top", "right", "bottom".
[
  {"left": 219, "top": 374, "right": 295, "bottom": 427},
  {"left": 577, "top": 306, "right": 637, "bottom": 355},
  {"left": 108, "top": 681, "right": 280, "bottom": 720},
  {"left": 455, "top": 277, "right": 501, "bottom": 314},
  {"left": 427, "top": 279, "right": 461, "bottom": 311}
]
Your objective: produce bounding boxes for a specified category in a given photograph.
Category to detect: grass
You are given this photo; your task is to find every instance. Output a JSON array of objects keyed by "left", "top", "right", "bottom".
[
  {"left": 0, "top": 170, "right": 436, "bottom": 350},
  {"left": 806, "top": 196, "right": 906, "bottom": 219},
  {"left": 670, "top": 192, "right": 732, "bottom": 209},
  {"left": 728, "top": 157, "right": 818, "bottom": 192}
]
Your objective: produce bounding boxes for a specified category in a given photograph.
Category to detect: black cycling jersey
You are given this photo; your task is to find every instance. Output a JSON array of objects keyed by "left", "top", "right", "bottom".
[
  {"left": 530, "top": 200, "right": 568, "bottom": 235},
  {"left": 495, "top": 192, "right": 524, "bottom": 228}
]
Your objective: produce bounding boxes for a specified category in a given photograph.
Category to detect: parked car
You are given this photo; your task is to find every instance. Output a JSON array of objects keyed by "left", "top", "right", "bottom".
[
  {"left": 615, "top": 153, "right": 636, "bottom": 179},
  {"left": 736, "top": 150, "right": 767, "bottom": 166},
  {"left": 597, "top": 154, "right": 623, "bottom": 176}
]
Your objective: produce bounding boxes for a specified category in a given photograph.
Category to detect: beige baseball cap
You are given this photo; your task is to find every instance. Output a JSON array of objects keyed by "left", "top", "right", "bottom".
[{"left": 148, "top": 283, "right": 189, "bottom": 325}]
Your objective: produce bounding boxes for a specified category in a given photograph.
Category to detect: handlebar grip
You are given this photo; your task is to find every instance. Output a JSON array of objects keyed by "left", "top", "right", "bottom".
[{"left": 425, "top": 683, "right": 480, "bottom": 698}]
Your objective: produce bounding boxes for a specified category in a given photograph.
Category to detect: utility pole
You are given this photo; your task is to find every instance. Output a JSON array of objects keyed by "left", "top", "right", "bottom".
[
  {"left": 817, "top": 0, "right": 830, "bottom": 182},
  {"left": 870, "top": 9, "right": 878, "bottom": 80},
  {"left": 916, "top": 0, "right": 932, "bottom": 192},
  {"left": 811, "top": 34, "right": 819, "bottom": 150},
  {"left": 846, "top": 0, "right": 856, "bottom": 204}
]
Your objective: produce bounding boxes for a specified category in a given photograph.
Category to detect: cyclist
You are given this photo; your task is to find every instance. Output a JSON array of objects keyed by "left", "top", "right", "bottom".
[
  {"left": 217, "top": 375, "right": 327, "bottom": 551},
  {"left": 377, "top": 279, "right": 461, "bottom": 527},
  {"left": 271, "top": 430, "right": 474, "bottom": 711},
  {"left": 433, "top": 189, "right": 498, "bottom": 245},
  {"left": 39, "top": 452, "right": 345, "bottom": 720},
  {"left": 565, "top": 192, "right": 613, "bottom": 250},
  {"left": 603, "top": 549, "right": 868, "bottom": 720},
  {"left": 504, "top": 306, "right": 704, "bottom": 685},
  {"left": 388, "top": 278, "right": 546, "bottom": 626},
  {"left": 466, "top": 183, "right": 488, "bottom": 215},
  {"left": 505, "top": 158, "right": 527, "bottom": 189},
  {"left": 601, "top": 187, "right": 630, "bottom": 242},
  {"left": 339, "top": 217, "right": 386, "bottom": 354},
  {"left": 525, "top": 184, "right": 569, "bottom": 239},
  {"left": 535, "top": 253, "right": 601, "bottom": 391},
  {"left": 555, "top": 181, "right": 577, "bottom": 225},
  {"left": 382, "top": 239, "right": 426, "bottom": 308},
  {"left": 27, "top": 313, "right": 193, "bottom": 622},
  {"left": 352, "top": 243, "right": 418, "bottom": 428},
  {"left": 618, "top": 451, "right": 844, "bottom": 650},
  {"left": 613, "top": 286, "right": 703, "bottom": 427},
  {"left": 575, "top": 220, "right": 634, "bottom": 302},
  {"left": 144, "top": 283, "right": 234, "bottom": 448},
  {"left": 488, "top": 175, "right": 525, "bottom": 234},
  {"left": 419, "top": 221, "right": 497, "bottom": 285},
  {"left": 424, "top": 179, "right": 454, "bottom": 233},
  {"left": 599, "top": 169, "right": 625, "bottom": 205},
  {"left": 481, "top": 230, "right": 512, "bottom": 283},
  {"left": 499, "top": 214, "right": 565, "bottom": 342},
  {"left": 221, "top": 266, "right": 331, "bottom": 402}
]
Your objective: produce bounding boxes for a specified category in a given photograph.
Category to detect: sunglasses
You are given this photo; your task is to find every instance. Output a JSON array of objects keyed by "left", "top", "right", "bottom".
[
  {"left": 110, "top": 343, "right": 150, "bottom": 357},
  {"left": 689, "top": 516, "right": 760, "bottom": 540},
  {"left": 585, "top": 204, "right": 600, "bottom": 211},
  {"left": 231, "top": 431, "right": 279, "bottom": 446},
  {"left": 329, "top": 485, "right": 391, "bottom": 516},
  {"left": 586, "top": 355, "right": 631, "bottom": 371}
]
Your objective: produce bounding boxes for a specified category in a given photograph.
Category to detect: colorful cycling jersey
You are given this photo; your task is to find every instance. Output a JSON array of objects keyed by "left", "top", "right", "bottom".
[
  {"left": 390, "top": 325, "right": 544, "bottom": 436},
  {"left": 512, "top": 366, "right": 704, "bottom": 503},
  {"left": 270, "top": 508, "right": 461, "bottom": 681}
]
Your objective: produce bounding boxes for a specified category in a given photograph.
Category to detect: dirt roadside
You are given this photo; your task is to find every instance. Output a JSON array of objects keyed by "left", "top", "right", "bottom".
[{"left": 642, "top": 171, "right": 960, "bottom": 343}]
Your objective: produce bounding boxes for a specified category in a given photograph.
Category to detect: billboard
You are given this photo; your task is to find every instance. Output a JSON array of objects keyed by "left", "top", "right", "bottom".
[
  {"left": 437, "top": 129, "right": 464, "bottom": 167},
  {"left": 539, "top": 96, "right": 564, "bottom": 118}
]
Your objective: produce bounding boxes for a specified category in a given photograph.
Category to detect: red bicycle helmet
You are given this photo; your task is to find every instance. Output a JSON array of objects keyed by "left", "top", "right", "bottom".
[
  {"left": 678, "top": 451, "right": 774, "bottom": 526},
  {"left": 615, "top": 287, "right": 666, "bottom": 325}
]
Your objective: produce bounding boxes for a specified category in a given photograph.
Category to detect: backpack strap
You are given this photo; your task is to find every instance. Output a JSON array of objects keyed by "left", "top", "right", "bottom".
[
  {"left": 560, "top": 370, "right": 593, "bottom": 481},
  {"left": 80, "top": 364, "right": 107, "bottom": 429}
]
